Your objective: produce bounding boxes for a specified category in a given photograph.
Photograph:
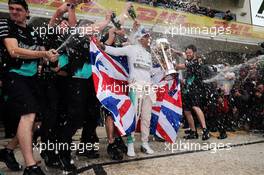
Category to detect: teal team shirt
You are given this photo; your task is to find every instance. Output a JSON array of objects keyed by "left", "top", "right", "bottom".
[
  {"left": 10, "top": 61, "right": 38, "bottom": 76},
  {"left": 74, "top": 63, "right": 92, "bottom": 79},
  {"left": 57, "top": 54, "right": 92, "bottom": 79}
]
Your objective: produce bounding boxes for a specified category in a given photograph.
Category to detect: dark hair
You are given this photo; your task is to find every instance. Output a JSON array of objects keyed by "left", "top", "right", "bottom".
[
  {"left": 185, "top": 45, "right": 197, "bottom": 52},
  {"left": 8, "top": 0, "right": 28, "bottom": 11},
  {"left": 261, "top": 42, "right": 264, "bottom": 48},
  {"left": 256, "top": 50, "right": 263, "bottom": 56}
]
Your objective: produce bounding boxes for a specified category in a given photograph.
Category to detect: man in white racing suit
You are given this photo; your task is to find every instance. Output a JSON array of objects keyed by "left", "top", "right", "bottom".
[{"left": 101, "top": 28, "right": 156, "bottom": 157}]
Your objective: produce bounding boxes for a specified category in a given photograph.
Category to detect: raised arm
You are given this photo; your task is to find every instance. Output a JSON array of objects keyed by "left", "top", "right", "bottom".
[
  {"left": 104, "top": 45, "right": 129, "bottom": 57},
  {"left": 90, "top": 11, "right": 112, "bottom": 32},
  {"left": 118, "top": 2, "right": 133, "bottom": 25},
  {"left": 49, "top": 2, "right": 77, "bottom": 27},
  {"left": 171, "top": 48, "right": 185, "bottom": 57},
  {"left": 104, "top": 27, "right": 117, "bottom": 46},
  {"left": 67, "top": 3, "right": 77, "bottom": 27}
]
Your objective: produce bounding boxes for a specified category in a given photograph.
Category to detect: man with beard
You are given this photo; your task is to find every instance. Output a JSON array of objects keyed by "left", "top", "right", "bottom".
[{"left": 175, "top": 45, "right": 210, "bottom": 140}]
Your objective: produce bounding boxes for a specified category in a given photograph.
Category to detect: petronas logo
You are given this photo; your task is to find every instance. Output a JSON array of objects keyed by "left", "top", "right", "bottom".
[{"left": 258, "top": 0, "right": 264, "bottom": 14}]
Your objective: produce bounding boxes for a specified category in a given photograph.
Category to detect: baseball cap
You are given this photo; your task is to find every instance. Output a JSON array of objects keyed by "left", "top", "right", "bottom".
[
  {"left": 134, "top": 28, "right": 150, "bottom": 39},
  {"left": 8, "top": 0, "right": 29, "bottom": 11}
]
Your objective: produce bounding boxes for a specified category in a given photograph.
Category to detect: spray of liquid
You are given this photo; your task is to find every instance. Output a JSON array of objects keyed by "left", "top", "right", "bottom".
[
  {"left": 55, "top": 1, "right": 109, "bottom": 52},
  {"left": 203, "top": 55, "right": 264, "bottom": 83}
]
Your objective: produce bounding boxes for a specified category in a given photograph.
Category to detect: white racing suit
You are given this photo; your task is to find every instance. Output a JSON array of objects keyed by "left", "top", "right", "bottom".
[
  {"left": 105, "top": 44, "right": 156, "bottom": 142},
  {"left": 128, "top": 80, "right": 156, "bottom": 142}
]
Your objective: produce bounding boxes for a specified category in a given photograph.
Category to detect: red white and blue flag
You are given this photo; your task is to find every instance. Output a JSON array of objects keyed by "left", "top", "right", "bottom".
[
  {"left": 151, "top": 78, "right": 183, "bottom": 143},
  {"left": 90, "top": 40, "right": 135, "bottom": 136},
  {"left": 90, "top": 40, "right": 182, "bottom": 142}
]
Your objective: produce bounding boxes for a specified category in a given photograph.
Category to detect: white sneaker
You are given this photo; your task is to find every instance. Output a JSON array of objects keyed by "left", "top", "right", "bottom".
[
  {"left": 127, "top": 143, "right": 136, "bottom": 157},
  {"left": 141, "top": 142, "right": 154, "bottom": 154}
]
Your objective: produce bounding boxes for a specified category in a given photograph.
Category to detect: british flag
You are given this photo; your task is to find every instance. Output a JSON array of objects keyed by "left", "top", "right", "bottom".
[
  {"left": 151, "top": 77, "right": 183, "bottom": 143},
  {"left": 90, "top": 40, "right": 182, "bottom": 142},
  {"left": 90, "top": 40, "right": 135, "bottom": 136}
]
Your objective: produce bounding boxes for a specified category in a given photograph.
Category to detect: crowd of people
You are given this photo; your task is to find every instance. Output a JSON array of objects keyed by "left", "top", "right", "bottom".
[
  {"left": 187, "top": 60, "right": 264, "bottom": 139},
  {"left": 0, "top": 0, "right": 263, "bottom": 175},
  {"left": 127, "top": 0, "right": 235, "bottom": 21}
]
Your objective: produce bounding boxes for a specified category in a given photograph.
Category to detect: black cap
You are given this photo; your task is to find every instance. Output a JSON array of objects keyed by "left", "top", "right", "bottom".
[{"left": 8, "top": 0, "right": 29, "bottom": 11}]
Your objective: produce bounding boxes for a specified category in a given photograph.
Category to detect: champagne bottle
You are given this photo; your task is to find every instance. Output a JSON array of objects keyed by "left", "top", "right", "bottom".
[
  {"left": 111, "top": 12, "right": 121, "bottom": 29},
  {"left": 128, "top": 6, "right": 137, "bottom": 20}
]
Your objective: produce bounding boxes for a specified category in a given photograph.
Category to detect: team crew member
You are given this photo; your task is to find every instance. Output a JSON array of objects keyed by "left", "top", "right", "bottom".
[
  {"left": 44, "top": 11, "right": 113, "bottom": 172},
  {"left": 0, "top": 0, "right": 58, "bottom": 174},
  {"left": 38, "top": 2, "right": 77, "bottom": 170},
  {"left": 175, "top": 45, "right": 210, "bottom": 140}
]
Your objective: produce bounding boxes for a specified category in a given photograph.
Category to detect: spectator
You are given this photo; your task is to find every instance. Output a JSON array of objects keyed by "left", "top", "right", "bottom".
[
  {"left": 248, "top": 84, "right": 264, "bottom": 131},
  {"left": 206, "top": 7, "right": 215, "bottom": 18},
  {"left": 127, "top": 0, "right": 236, "bottom": 20},
  {"left": 223, "top": 10, "right": 234, "bottom": 21},
  {"left": 175, "top": 45, "right": 211, "bottom": 140}
]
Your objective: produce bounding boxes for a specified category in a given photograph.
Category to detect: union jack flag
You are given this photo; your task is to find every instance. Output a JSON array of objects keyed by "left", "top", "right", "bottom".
[
  {"left": 90, "top": 40, "right": 135, "bottom": 136},
  {"left": 90, "top": 40, "right": 182, "bottom": 142},
  {"left": 151, "top": 77, "right": 183, "bottom": 143}
]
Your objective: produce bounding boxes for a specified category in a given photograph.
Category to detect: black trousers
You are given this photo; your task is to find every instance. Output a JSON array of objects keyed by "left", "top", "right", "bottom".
[
  {"left": 0, "top": 89, "right": 16, "bottom": 138},
  {"left": 57, "top": 77, "right": 100, "bottom": 150},
  {"left": 37, "top": 77, "right": 60, "bottom": 143}
]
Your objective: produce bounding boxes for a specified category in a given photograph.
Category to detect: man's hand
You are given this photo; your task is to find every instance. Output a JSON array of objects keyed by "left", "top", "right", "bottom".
[
  {"left": 50, "top": 66, "right": 60, "bottom": 73},
  {"left": 95, "top": 40, "right": 105, "bottom": 50},
  {"left": 171, "top": 48, "right": 184, "bottom": 56},
  {"left": 108, "top": 27, "right": 118, "bottom": 35},
  {"left": 57, "top": 3, "right": 69, "bottom": 14},
  {"left": 45, "top": 49, "right": 59, "bottom": 62},
  {"left": 125, "top": 2, "right": 133, "bottom": 10},
  {"left": 132, "top": 20, "right": 140, "bottom": 32}
]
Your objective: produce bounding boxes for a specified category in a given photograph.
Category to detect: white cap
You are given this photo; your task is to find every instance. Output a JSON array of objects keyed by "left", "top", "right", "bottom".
[{"left": 134, "top": 28, "right": 150, "bottom": 39}]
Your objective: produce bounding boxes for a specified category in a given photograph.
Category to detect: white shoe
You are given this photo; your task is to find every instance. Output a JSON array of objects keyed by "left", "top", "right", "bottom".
[
  {"left": 141, "top": 142, "right": 154, "bottom": 154},
  {"left": 127, "top": 143, "right": 136, "bottom": 157}
]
